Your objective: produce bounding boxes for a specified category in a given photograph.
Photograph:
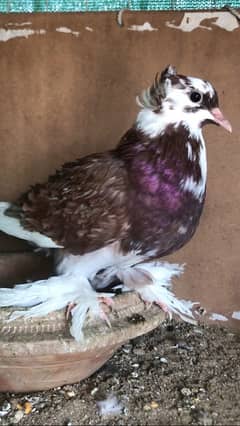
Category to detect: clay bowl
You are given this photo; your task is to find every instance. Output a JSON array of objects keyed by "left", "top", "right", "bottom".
[{"left": 0, "top": 292, "right": 165, "bottom": 392}]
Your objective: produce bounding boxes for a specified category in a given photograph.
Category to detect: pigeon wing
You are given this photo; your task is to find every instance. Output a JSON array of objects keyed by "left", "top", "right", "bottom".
[{"left": 7, "top": 152, "right": 130, "bottom": 254}]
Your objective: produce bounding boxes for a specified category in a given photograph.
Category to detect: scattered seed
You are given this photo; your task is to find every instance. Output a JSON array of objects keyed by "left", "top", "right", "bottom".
[
  {"left": 150, "top": 401, "right": 159, "bottom": 409},
  {"left": 16, "top": 403, "right": 23, "bottom": 411},
  {"left": 12, "top": 410, "right": 24, "bottom": 424},
  {"left": 91, "top": 387, "right": 98, "bottom": 396},
  {"left": 181, "top": 388, "right": 192, "bottom": 397},
  {"left": 24, "top": 401, "right": 32, "bottom": 415},
  {"left": 66, "top": 391, "right": 76, "bottom": 398},
  {"left": 143, "top": 404, "right": 151, "bottom": 411}
]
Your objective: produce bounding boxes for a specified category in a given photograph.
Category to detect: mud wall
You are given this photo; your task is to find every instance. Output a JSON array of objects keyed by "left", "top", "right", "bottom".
[{"left": 0, "top": 11, "right": 239, "bottom": 326}]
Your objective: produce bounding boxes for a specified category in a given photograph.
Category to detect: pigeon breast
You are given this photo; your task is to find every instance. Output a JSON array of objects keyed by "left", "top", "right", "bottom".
[{"left": 117, "top": 124, "right": 205, "bottom": 257}]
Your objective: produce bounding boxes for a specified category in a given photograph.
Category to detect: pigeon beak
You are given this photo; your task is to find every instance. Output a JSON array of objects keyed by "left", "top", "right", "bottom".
[{"left": 210, "top": 107, "right": 232, "bottom": 133}]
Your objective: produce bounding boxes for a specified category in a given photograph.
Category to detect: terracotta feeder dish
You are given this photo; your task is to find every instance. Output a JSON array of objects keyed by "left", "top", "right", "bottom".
[{"left": 0, "top": 290, "right": 165, "bottom": 393}]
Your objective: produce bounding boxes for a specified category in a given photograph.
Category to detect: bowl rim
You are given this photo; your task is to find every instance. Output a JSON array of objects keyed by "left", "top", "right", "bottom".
[{"left": 0, "top": 292, "right": 166, "bottom": 354}]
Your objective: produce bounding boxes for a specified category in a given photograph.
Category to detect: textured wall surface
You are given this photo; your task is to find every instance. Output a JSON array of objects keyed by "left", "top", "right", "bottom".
[
  {"left": 0, "top": 11, "right": 239, "bottom": 327},
  {"left": 0, "top": 1, "right": 240, "bottom": 12}
]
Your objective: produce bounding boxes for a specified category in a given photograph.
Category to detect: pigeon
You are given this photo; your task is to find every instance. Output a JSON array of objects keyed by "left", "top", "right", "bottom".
[{"left": 0, "top": 65, "right": 232, "bottom": 341}]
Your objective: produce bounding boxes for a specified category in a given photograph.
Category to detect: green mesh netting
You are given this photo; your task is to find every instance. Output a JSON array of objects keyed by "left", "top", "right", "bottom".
[{"left": 1, "top": 0, "right": 240, "bottom": 12}]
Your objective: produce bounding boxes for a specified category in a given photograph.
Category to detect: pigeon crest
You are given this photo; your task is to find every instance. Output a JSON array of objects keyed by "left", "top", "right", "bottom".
[{"left": 136, "top": 65, "right": 177, "bottom": 109}]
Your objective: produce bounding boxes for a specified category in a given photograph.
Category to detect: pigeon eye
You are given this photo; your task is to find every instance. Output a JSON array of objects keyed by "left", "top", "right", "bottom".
[{"left": 190, "top": 91, "right": 202, "bottom": 103}]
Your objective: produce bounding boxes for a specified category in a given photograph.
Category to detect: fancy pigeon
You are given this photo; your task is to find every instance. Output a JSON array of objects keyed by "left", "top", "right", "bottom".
[{"left": 0, "top": 66, "right": 231, "bottom": 341}]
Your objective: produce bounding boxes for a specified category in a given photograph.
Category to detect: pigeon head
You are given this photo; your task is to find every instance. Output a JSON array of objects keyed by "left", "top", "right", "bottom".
[{"left": 136, "top": 65, "right": 232, "bottom": 138}]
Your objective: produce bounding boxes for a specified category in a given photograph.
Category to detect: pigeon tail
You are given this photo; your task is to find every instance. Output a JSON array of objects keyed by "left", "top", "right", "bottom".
[{"left": 0, "top": 202, "right": 61, "bottom": 248}]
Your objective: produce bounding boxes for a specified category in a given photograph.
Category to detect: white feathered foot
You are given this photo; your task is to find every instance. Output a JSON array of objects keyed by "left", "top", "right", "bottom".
[
  {"left": 132, "top": 262, "right": 198, "bottom": 324},
  {"left": 0, "top": 275, "right": 115, "bottom": 341},
  {"left": 94, "top": 261, "right": 197, "bottom": 324}
]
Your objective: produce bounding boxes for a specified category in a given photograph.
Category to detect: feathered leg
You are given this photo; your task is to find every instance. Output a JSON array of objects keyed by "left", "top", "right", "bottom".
[
  {"left": 132, "top": 262, "right": 197, "bottom": 323},
  {"left": 0, "top": 275, "right": 115, "bottom": 341},
  {"left": 93, "top": 260, "right": 197, "bottom": 324}
]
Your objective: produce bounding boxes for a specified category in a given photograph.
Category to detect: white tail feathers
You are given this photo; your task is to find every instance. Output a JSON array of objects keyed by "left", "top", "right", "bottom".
[{"left": 0, "top": 202, "right": 62, "bottom": 248}]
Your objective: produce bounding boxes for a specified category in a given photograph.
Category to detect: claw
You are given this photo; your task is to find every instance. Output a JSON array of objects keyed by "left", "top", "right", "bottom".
[
  {"left": 143, "top": 300, "right": 153, "bottom": 310},
  {"left": 99, "top": 296, "right": 114, "bottom": 307},
  {"left": 155, "top": 300, "right": 173, "bottom": 320},
  {"left": 141, "top": 297, "right": 170, "bottom": 314},
  {"left": 141, "top": 296, "right": 173, "bottom": 319},
  {"left": 155, "top": 300, "right": 169, "bottom": 312},
  {"left": 66, "top": 302, "right": 76, "bottom": 320},
  {"left": 100, "top": 309, "right": 112, "bottom": 328},
  {"left": 98, "top": 296, "right": 114, "bottom": 328}
]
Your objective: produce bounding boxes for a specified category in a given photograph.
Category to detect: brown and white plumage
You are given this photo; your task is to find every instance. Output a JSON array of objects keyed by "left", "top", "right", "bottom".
[
  {"left": 13, "top": 153, "right": 130, "bottom": 254},
  {"left": 0, "top": 66, "right": 231, "bottom": 340}
]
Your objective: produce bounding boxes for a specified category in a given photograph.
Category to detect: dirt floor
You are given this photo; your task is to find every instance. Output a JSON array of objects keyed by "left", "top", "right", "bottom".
[{"left": 0, "top": 320, "right": 239, "bottom": 426}]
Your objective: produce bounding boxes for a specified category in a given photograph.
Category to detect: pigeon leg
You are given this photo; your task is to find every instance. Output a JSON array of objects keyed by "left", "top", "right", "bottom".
[
  {"left": 99, "top": 296, "right": 114, "bottom": 307},
  {"left": 67, "top": 295, "right": 113, "bottom": 327},
  {"left": 124, "top": 261, "right": 196, "bottom": 324},
  {"left": 140, "top": 297, "right": 172, "bottom": 318},
  {"left": 98, "top": 296, "right": 114, "bottom": 328},
  {"left": 99, "top": 309, "right": 112, "bottom": 328},
  {"left": 66, "top": 302, "right": 77, "bottom": 320},
  {"left": 155, "top": 300, "right": 173, "bottom": 320}
]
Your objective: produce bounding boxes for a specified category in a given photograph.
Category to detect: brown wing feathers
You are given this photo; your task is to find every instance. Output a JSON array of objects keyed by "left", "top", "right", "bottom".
[{"left": 16, "top": 153, "right": 130, "bottom": 254}]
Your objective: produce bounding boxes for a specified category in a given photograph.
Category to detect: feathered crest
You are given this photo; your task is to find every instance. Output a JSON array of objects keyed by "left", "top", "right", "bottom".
[{"left": 136, "top": 65, "right": 177, "bottom": 110}]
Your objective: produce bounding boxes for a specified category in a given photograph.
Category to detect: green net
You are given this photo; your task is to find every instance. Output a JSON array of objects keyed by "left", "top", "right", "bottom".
[{"left": 1, "top": 0, "right": 240, "bottom": 12}]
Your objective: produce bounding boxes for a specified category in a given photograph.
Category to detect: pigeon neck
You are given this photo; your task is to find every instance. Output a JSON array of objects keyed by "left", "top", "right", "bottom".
[
  {"left": 117, "top": 120, "right": 207, "bottom": 202},
  {"left": 136, "top": 108, "right": 203, "bottom": 141}
]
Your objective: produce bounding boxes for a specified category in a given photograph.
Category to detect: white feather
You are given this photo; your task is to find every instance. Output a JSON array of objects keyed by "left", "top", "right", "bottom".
[
  {"left": 136, "top": 99, "right": 213, "bottom": 141},
  {"left": 56, "top": 242, "right": 143, "bottom": 279},
  {"left": 97, "top": 395, "right": 123, "bottom": 416},
  {"left": 187, "top": 77, "right": 215, "bottom": 97},
  {"left": 0, "top": 274, "right": 115, "bottom": 341},
  {"left": 0, "top": 202, "right": 62, "bottom": 248},
  {"left": 181, "top": 135, "right": 207, "bottom": 200},
  {"left": 123, "top": 261, "right": 197, "bottom": 324}
]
